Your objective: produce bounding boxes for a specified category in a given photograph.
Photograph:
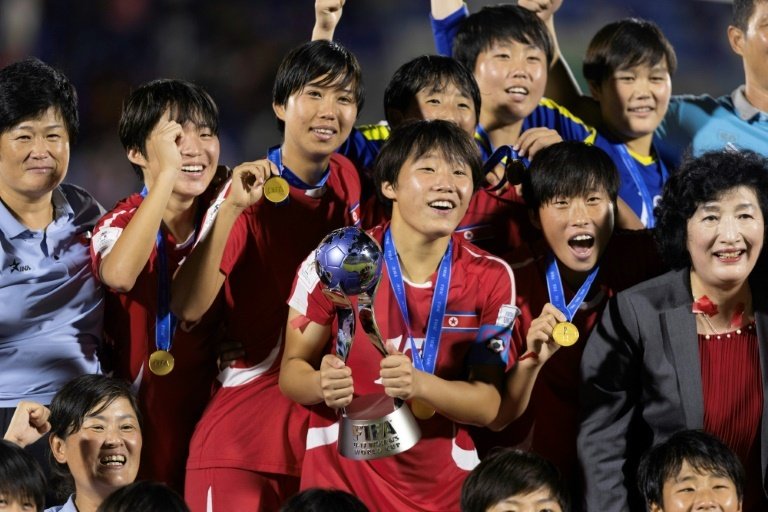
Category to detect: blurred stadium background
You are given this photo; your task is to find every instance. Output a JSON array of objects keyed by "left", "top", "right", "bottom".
[{"left": 0, "top": 0, "right": 738, "bottom": 208}]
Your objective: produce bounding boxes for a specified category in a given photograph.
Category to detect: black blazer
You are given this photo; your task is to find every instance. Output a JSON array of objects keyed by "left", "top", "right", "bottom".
[{"left": 578, "top": 268, "right": 768, "bottom": 511}]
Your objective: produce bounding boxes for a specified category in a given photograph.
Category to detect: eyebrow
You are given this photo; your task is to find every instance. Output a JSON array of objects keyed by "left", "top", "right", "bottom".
[{"left": 86, "top": 413, "right": 137, "bottom": 421}]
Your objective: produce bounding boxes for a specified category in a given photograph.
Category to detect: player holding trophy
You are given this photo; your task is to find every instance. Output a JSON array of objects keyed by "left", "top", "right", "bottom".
[{"left": 281, "top": 119, "right": 518, "bottom": 511}]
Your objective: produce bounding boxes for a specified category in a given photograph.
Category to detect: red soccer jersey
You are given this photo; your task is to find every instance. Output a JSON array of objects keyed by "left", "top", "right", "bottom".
[
  {"left": 287, "top": 226, "right": 517, "bottom": 511},
  {"left": 456, "top": 184, "right": 540, "bottom": 257},
  {"left": 473, "top": 230, "right": 664, "bottom": 483},
  {"left": 186, "top": 153, "right": 362, "bottom": 477},
  {"left": 90, "top": 193, "right": 220, "bottom": 492}
]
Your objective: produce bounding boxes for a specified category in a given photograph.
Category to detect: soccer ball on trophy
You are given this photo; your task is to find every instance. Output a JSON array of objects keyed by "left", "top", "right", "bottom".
[{"left": 314, "top": 226, "right": 383, "bottom": 296}]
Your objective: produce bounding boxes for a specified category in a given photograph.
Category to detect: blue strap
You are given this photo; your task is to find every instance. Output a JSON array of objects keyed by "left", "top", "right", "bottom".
[
  {"left": 482, "top": 145, "right": 530, "bottom": 192},
  {"left": 267, "top": 145, "right": 330, "bottom": 190},
  {"left": 140, "top": 187, "right": 178, "bottom": 352},
  {"left": 614, "top": 140, "right": 668, "bottom": 228},
  {"left": 544, "top": 251, "right": 599, "bottom": 322},
  {"left": 383, "top": 228, "right": 452, "bottom": 374}
]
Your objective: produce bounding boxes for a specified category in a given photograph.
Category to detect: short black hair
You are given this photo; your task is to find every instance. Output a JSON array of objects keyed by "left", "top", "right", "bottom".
[
  {"left": 522, "top": 141, "right": 619, "bottom": 211},
  {"left": 583, "top": 18, "right": 677, "bottom": 85},
  {"left": 0, "top": 440, "right": 46, "bottom": 511},
  {"left": 96, "top": 481, "right": 189, "bottom": 512},
  {"left": 373, "top": 119, "right": 483, "bottom": 209},
  {"left": 48, "top": 374, "right": 141, "bottom": 500},
  {"left": 384, "top": 55, "right": 480, "bottom": 127},
  {"left": 0, "top": 57, "right": 79, "bottom": 143},
  {"left": 732, "top": 0, "right": 765, "bottom": 30},
  {"left": 453, "top": 5, "right": 554, "bottom": 72},
  {"left": 279, "top": 488, "right": 369, "bottom": 512},
  {"left": 637, "top": 430, "right": 745, "bottom": 509},
  {"left": 272, "top": 40, "right": 364, "bottom": 133},
  {"left": 119, "top": 78, "right": 219, "bottom": 179},
  {"left": 461, "top": 448, "right": 569, "bottom": 512},
  {"left": 654, "top": 149, "right": 768, "bottom": 269}
]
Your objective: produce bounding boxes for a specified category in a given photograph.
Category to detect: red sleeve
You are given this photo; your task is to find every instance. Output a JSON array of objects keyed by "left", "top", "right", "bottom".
[
  {"left": 219, "top": 206, "right": 251, "bottom": 277},
  {"left": 287, "top": 251, "right": 336, "bottom": 326},
  {"left": 90, "top": 203, "right": 136, "bottom": 281}
]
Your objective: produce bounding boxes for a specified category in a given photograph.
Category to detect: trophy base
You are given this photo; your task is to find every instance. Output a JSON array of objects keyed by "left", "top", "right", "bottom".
[{"left": 338, "top": 393, "right": 421, "bottom": 460}]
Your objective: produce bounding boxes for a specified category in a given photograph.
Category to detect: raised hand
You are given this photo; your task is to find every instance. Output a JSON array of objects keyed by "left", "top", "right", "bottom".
[
  {"left": 3, "top": 401, "right": 51, "bottom": 448},
  {"left": 145, "top": 117, "right": 184, "bottom": 182},
  {"left": 524, "top": 302, "right": 566, "bottom": 363},
  {"left": 313, "top": 0, "right": 345, "bottom": 41},
  {"left": 515, "top": 127, "right": 563, "bottom": 160},
  {"left": 227, "top": 159, "right": 278, "bottom": 210}
]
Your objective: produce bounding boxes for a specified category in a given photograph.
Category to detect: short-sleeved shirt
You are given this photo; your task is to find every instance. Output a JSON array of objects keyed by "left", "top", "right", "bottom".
[
  {"left": 657, "top": 86, "right": 768, "bottom": 168},
  {"left": 287, "top": 226, "right": 516, "bottom": 511},
  {"left": 0, "top": 183, "right": 103, "bottom": 406},
  {"left": 44, "top": 495, "right": 76, "bottom": 512},
  {"left": 186, "top": 152, "right": 362, "bottom": 476},
  {"left": 90, "top": 192, "right": 220, "bottom": 489}
]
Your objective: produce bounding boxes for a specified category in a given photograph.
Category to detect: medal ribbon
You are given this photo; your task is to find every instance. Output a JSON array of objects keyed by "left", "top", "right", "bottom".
[
  {"left": 544, "top": 251, "right": 599, "bottom": 322},
  {"left": 482, "top": 145, "right": 530, "bottom": 192},
  {"left": 614, "top": 139, "right": 668, "bottom": 228},
  {"left": 267, "top": 145, "right": 330, "bottom": 191},
  {"left": 383, "top": 228, "right": 452, "bottom": 374},
  {"left": 140, "top": 187, "right": 179, "bottom": 352}
]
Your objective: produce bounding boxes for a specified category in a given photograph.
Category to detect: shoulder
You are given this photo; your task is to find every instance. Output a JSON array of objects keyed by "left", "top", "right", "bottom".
[
  {"left": 94, "top": 194, "right": 141, "bottom": 231},
  {"left": 59, "top": 183, "right": 105, "bottom": 221},
  {"left": 356, "top": 122, "right": 391, "bottom": 142},
  {"left": 614, "top": 268, "right": 689, "bottom": 311},
  {"left": 455, "top": 236, "right": 514, "bottom": 282}
]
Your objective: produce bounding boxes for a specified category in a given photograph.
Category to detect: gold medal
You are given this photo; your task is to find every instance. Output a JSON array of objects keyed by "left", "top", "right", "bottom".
[
  {"left": 551, "top": 321, "right": 579, "bottom": 347},
  {"left": 263, "top": 176, "right": 290, "bottom": 203},
  {"left": 148, "top": 350, "right": 175, "bottom": 376},
  {"left": 411, "top": 399, "right": 436, "bottom": 420}
]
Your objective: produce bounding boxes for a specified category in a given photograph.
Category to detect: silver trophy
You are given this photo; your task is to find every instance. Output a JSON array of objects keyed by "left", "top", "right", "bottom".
[{"left": 314, "top": 227, "right": 421, "bottom": 460}]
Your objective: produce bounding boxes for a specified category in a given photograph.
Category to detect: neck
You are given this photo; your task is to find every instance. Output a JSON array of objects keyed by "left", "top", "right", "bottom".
[
  {"left": 0, "top": 188, "right": 54, "bottom": 230},
  {"left": 479, "top": 112, "right": 524, "bottom": 148},
  {"left": 389, "top": 220, "right": 450, "bottom": 284},
  {"left": 560, "top": 263, "right": 595, "bottom": 296},
  {"left": 623, "top": 133, "right": 654, "bottom": 157},
  {"left": 162, "top": 195, "right": 198, "bottom": 242},
  {"left": 743, "top": 80, "right": 768, "bottom": 113},
  {"left": 690, "top": 270, "right": 752, "bottom": 320},
  {"left": 280, "top": 142, "right": 330, "bottom": 186},
  {"left": 74, "top": 489, "right": 106, "bottom": 512}
]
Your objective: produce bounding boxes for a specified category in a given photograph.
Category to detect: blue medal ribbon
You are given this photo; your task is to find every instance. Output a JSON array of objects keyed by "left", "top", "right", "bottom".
[
  {"left": 614, "top": 139, "right": 668, "bottom": 228},
  {"left": 482, "top": 145, "right": 530, "bottom": 192},
  {"left": 267, "top": 145, "right": 331, "bottom": 192},
  {"left": 140, "top": 187, "right": 178, "bottom": 352},
  {"left": 383, "top": 228, "right": 452, "bottom": 374},
  {"left": 544, "top": 251, "right": 599, "bottom": 322}
]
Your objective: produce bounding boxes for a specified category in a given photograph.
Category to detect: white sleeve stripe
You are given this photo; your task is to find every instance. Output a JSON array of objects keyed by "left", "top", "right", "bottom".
[
  {"left": 287, "top": 252, "right": 322, "bottom": 315},
  {"left": 464, "top": 246, "right": 516, "bottom": 304}
]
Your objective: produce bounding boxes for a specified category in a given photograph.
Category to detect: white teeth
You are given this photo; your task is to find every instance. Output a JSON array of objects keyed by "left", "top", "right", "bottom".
[
  {"left": 717, "top": 251, "right": 742, "bottom": 259},
  {"left": 313, "top": 128, "right": 334, "bottom": 135},
  {"left": 181, "top": 165, "right": 203, "bottom": 172},
  {"left": 506, "top": 87, "right": 527, "bottom": 94},
  {"left": 630, "top": 107, "right": 652, "bottom": 112},
  {"left": 100, "top": 455, "right": 126, "bottom": 465},
  {"left": 429, "top": 200, "right": 454, "bottom": 209},
  {"left": 572, "top": 234, "right": 593, "bottom": 241}
]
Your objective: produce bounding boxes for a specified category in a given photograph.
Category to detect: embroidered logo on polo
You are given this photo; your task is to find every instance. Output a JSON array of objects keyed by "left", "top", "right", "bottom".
[{"left": 9, "top": 258, "right": 31, "bottom": 273}]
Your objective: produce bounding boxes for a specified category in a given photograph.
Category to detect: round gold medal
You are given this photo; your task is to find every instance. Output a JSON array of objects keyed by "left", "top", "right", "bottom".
[
  {"left": 411, "top": 399, "right": 436, "bottom": 420},
  {"left": 551, "top": 321, "right": 579, "bottom": 347},
  {"left": 263, "top": 176, "right": 290, "bottom": 203},
  {"left": 148, "top": 350, "right": 175, "bottom": 376}
]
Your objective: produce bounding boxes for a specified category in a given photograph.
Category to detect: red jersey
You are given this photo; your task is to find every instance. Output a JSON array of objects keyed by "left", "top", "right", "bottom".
[
  {"left": 474, "top": 230, "right": 664, "bottom": 482},
  {"left": 456, "top": 184, "right": 540, "bottom": 257},
  {"left": 91, "top": 193, "right": 220, "bottom": 492},
  {"left": 186, "top": 153, "right": 362, "bottom": 477},
  {"left": 287, "top": 226, "right": 516, "bottom": 511}
]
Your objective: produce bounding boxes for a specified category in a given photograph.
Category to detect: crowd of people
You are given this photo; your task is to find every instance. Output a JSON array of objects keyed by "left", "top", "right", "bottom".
[{"left": 1, "top": 0, "right": 767, "bottom": 511}]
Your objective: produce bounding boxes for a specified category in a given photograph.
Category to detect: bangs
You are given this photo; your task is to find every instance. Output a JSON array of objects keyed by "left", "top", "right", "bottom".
[{"left": 166, "top": 98, "right": 218, "bottom": 134}]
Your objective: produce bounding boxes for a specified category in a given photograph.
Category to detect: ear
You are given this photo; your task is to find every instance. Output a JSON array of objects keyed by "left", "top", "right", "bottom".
[
  {"left": 649, "top": 502, "right": 664, "bottom": 512},
  {"left": 127, "top": 148, "right": 147, "bottom": 168},
  {"left": 49, "top": 434, "right": 68, "bottom": 464},
  {"left": 728, "top": 25, "right": 745, "bottom": 56},
  {"left": 273, "top": 102, "right": 286, "bottom": 122},
  {"left": 587, "top": 80, "right": 602, "bottom": 103},
  {"left": 528, "top": 209, "right": 542, "bottom": 231},
  {"left": 381, "top": 180, "right": 397, "bottom": 201}
]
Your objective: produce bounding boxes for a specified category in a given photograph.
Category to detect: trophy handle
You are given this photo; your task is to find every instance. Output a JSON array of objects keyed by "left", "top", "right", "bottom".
[{"left": 357, "top": 288, "right": 388, "bottom": 358}]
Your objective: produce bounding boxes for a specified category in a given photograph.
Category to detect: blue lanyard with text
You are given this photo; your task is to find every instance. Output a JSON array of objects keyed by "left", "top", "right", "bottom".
[
  {"left": 544, "top": 252, "right": 599, "bottom": 322},
  {"left": 383, "top": 228, "right": 452, "bottom": 374},
  {"left": 140, "top": 187, "right": 178, "bottom": 352},
  {"left": 614, "top": 141, "right": 668, "bottom": 228},
  {"left": 267, "top": 145, "right": 330, "bottom": 191}
]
